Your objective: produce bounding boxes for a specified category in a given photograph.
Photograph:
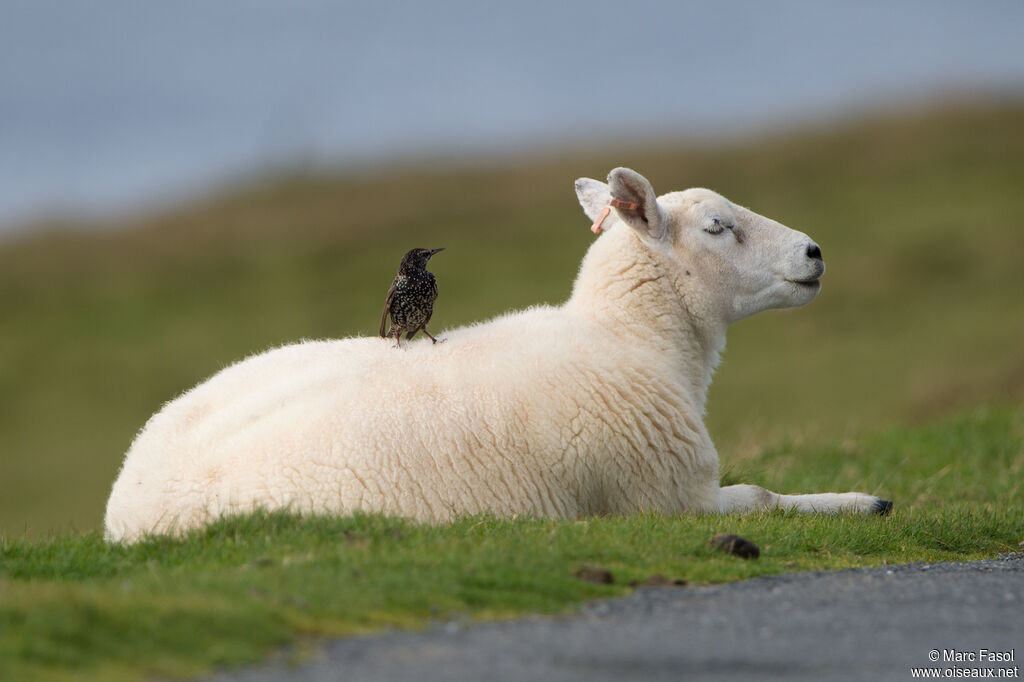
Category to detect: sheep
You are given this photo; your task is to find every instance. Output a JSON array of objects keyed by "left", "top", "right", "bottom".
[{"left": 104, "top": 167, "right": 891, "bottom": 543}]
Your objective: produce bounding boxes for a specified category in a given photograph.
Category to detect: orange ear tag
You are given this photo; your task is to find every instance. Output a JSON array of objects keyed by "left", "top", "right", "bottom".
[
  {"left": 590, "top": 206, "right": 611, "bottom": 234},
  {"left": 590, "top": 199, "right": 639, "bottom": 234}
]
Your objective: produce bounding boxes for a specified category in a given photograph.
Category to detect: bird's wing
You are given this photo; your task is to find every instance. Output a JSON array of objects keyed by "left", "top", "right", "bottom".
[{"left": 379, "top": 282, "right": 396, "bottom": 337}]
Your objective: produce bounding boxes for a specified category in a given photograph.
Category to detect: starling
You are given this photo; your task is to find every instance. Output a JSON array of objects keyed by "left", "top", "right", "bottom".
[{"left": 379, "top": 247, "right": 444, "bottom": 347}]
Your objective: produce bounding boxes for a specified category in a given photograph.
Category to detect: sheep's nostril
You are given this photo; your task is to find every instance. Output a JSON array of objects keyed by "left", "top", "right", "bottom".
[{"left": 806, "top": 244, "right": 822, "bottom": 260}]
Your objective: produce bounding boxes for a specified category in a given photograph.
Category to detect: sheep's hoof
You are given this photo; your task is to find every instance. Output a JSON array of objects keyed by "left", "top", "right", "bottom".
[{"left": 872, "top": 499, "right": 894, "bottom": 515}]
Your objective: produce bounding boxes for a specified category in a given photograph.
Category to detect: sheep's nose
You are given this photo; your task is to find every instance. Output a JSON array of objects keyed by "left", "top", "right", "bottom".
[{"left": 806, "top": 243, "right": 822, "bottom": 260}]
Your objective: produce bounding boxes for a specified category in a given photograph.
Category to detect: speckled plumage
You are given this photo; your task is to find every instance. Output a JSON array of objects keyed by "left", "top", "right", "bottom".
[{"left": 379, "top": 248, "right": 443, "bottom": 347}]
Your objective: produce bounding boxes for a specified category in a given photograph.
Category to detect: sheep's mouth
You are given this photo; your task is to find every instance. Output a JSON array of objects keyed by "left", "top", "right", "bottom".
[{"left": 787, "top": 277, "right": 821, "bottom": 289}]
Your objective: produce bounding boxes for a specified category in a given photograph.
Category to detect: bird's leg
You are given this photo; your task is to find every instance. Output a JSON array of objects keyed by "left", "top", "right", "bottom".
[
  {"left": 391, "top": 329, "right": 402, "bottom": 348},
  {"left": 422, "top": 327, "right": 445, "bottom": 344}
]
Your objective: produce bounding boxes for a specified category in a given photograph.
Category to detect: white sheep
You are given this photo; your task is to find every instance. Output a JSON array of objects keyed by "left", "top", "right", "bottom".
[{"left": 104, "top": 167, "right": 891, "bottom": 543}]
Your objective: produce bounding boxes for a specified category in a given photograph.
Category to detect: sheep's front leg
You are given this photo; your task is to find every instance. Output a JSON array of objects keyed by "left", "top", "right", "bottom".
[{"left": 718, "top": 484, "right": 892, "bottom": 515}]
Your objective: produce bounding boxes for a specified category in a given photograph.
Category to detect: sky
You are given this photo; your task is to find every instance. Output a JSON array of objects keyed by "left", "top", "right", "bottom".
[{"left": 2, "top": 0, "right": 1023, "bottom": 234}]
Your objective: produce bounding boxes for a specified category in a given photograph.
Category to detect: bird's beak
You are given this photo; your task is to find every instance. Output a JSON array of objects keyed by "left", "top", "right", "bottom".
[{"left": 429, "top": 248, "right": 445, "bottom": 256}]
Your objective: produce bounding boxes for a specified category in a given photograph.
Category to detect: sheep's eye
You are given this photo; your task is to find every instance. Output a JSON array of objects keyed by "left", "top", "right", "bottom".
[{"left": 704, "top": 218, "right": 731, "bottom": 235}]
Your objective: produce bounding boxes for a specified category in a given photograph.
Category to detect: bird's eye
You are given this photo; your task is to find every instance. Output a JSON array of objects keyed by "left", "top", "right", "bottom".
[{"left": 705, "top": 218, "right": 730, "bottom": 235}]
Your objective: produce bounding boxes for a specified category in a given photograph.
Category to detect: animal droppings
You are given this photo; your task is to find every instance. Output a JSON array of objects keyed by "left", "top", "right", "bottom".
[
  {"left": 630, "top": 574, "right": 688, "bottom": 588},
  {"left": 710, "top": 533, "right": 760, "bottom": 559},
  {"left": 574, "top": 564, "right": 614, "bottom": 584}
]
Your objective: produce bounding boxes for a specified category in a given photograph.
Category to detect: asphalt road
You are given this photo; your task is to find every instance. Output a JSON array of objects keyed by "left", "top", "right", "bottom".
[{"left": 209, "top": 555, "right": 1023, "bottom": 682}]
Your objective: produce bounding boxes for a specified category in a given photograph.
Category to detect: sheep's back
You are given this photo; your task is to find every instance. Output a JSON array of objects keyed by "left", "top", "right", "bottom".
[{"left": 105, "top": 307, "right": 594, "bottom": 540}]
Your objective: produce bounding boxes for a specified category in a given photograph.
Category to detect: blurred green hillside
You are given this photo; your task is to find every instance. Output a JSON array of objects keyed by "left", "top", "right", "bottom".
[{"left": 2, "top": 102, "right": 1022, "bottom": 538}]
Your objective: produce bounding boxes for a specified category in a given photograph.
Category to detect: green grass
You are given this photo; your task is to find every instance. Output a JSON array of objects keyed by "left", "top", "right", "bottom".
[{"left": 2, "top": 406, "right": 1022, "bottom": 681}]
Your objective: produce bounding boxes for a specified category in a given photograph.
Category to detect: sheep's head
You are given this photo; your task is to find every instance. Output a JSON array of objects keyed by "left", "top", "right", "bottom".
[{"left": 575, "top": 168, "right": 824, "bottom": 325}]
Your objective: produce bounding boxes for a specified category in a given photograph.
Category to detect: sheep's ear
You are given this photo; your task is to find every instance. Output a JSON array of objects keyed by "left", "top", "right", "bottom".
[
  {"left": 574, "top": 177, "right": 611, "bottom": 223},
  {"left": 608, "top": 167, "right": 667, "bottom": 241}
]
